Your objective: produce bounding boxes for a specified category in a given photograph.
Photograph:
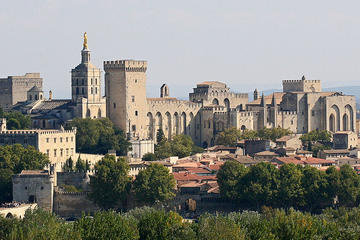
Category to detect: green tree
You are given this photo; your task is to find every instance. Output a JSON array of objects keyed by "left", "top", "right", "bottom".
[
  {"left": 217, "top": 161, "right": 248, "bottom": 200},
  {"left": 258, "top": 127, "right": 292, "bottom": 142},
  {"left": 62, "top": 157, "right": 74, "bottom": 172},
  {"left": 74, "top": 211, "right": 139, "bottom": 240},
  {"left": 242, "top": 162, "right": 279, "bottom": 209},
  {"left": 133, "top": 163, "right": 176, "bottom": 204},
  {"left": 3, "top": 111, "right": 31, "bottom": 129},
  {"left": 156, "top": 128, "right": 166, "bottom": 143},
  {"left": 74, "top": 156, "right": 87, "bottom": 172},
  {"left": 197, "top": 214, "right": 245, "bottom": 240},
  {"left": 0, "top": 145, "right": 49, "bottom": 203},
  {"left": 277, "top": 164, "right": 305, "bottom": 209},
  {"left": 215, "top": 127, "right": 242, "bottom": 146},
  {"left": 142, "top": 153, "right": 157, "bottom": 161},
  {"left": 89, "top": 155, "right": 132, "bottom": 209},
  {"left": 68, "top": 118, "right": 131, "bottom": 155},
  {"left": 302, "top": 165, "right": 331, "bottom": 211},
  {"left": 6, "top": 118, "right": 21, "bottom": 130},
  {"left": 170, "top": 135, "right": 193, "bottom": 158},
  {"left": 338, "top": 164, "right": 360, "bottom": 207}
]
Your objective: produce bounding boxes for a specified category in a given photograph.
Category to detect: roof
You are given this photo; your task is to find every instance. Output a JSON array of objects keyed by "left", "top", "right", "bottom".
[
  {"left": 322, "top": 149, "right": 350, "bottom": 154},
  {"left": 18, "top": 170, "right": 49, "bottom": 176},
  {"left": 147, "top": 97, "right": 178, "bottom": 101},
  {"left": 197, "top": 81, "right": 226, "bottom": 88},
  {"left": 28, "top": 85, "right": 42, "bottom": 92},
  {"left": 254, "top": 151, "right": 279, "bottom": 156},
  {"left": 172, "top": 172, "right": 217, "bottom": 182},
  {"left": 248, "top": 92, "right": 285, "bottom": 105},
  {"left": 205, "top": 145, "right": 237, "bottom": 152},
  {"left": 296, "top": 150, "right": 313, "bottom": 154},
  {"left": 273, "top": 157, "right": 304, "bottom": 165},
  {"left": 273, "top": 156, "right": 335, "bottom": 165},
  {"left": 276, "top": 135, "right": 295, "bottom": 142},
  {"left": 173, "top": 162, "right": 204, "bottom": 168}
]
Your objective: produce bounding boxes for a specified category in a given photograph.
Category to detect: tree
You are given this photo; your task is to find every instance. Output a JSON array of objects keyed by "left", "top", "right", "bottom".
[
  {"left": 277, "top": 164, "right": 305, "bottom": 209},
  {"left": 89, "top": 155, "right": 132, "bottom": 209},
  {"left": 302, "top": 165, "right": 330, "bottom": 211},
  {"left": 74, "top": 156, "right": 87, "bottom": 172},
  {"left": 217, "top": 161, "right": 248, "bottom": 200},
  {"left": 2, "top": 111, "right": 31, "bottom": 129},
  {"left": 215, "top": 127, "right": 242, "bottom": 146},
  {"left": 0, "top": 145, "right": 49, "bottom": 203},
  {"left": 6, "top": 118, "right": 21, "bottom": 130},
  {"left": 74, "top": 211, "right": 139, "bottom": 240},
  {"left": 62, "top": 157, "right": 74, "bottom": 172},
  {"left": 170, "top": 135, "right": 193, "bottom": 158},
  {"left": 337, "top": 164, "right": 360, "bottom": 207},
  {"left": 68, "top": 118, "right": 131, "bottom": 155},
  {"left": 156, "top": 128, "right": 166, "bottom": 143},
  {"left": 133, "top": 163, "right": 176, "bottom": 204},
  {"left": 142, "top": 153, "right": 157, "bottom": 161},
  {"left": 257, "top": 127, "right": 292, "bottom": 142},
  {"left": 242, "top": 162, "right": 279, "bottom": 209}
]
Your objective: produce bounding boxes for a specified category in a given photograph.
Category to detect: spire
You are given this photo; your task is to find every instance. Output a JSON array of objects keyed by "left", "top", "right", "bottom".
[
  {"left": 271, "top": 93, "right": 276, "bottom": 107},
  {"left": 83, "top": 32, "right": 88, "bottom": 50},
  {"left": 81, "top": 32, "right": 90, "bottom": 64},
  {"left": 260, "top": 93, "right": 265, "bottom": 107}
]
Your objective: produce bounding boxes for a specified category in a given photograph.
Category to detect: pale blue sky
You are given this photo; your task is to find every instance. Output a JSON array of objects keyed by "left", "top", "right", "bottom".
[{"left": 1, "top": 0, "right": 360, "bottom": 98}]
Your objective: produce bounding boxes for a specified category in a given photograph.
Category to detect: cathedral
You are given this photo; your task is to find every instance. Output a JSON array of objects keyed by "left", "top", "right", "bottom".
[
  {"left": 11, "top": 33, "right": 106, "bottom": 128},
  {"left": 105, "top": 60, "right": 356, "bottom": 148}
]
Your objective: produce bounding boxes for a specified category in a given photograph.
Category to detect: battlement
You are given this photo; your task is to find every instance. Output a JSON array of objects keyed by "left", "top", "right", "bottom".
[
  {"left": 278, "top": 110, "right": 297, "bottom": 115},
  {"left": 55, "top": 190, "right": 89, "bottom": 196},
  {"left": 190, "top": 92, "right": 248, "bottom": 99},
  {"left": 104, "top": 60, "right": 147, "bottom": 72},
  {"left": 0, "top": 128, "right": 76, "bottom": 136},
  {"left": 283, "top": 77, "right": 321, "bottom": 93},
  {"left": 202, "top": 106, "right": 226, "bottom": 112}
]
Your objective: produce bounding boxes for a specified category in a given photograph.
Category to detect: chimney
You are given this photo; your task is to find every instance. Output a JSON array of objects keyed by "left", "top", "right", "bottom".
[{"left": 49, "top": 90, "right": 53, "bottom": 100}]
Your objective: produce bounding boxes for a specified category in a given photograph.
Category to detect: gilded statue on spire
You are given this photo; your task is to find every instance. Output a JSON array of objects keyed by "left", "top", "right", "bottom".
[{"left": 83, "top": 32, "right": 88, "bottom": 49}]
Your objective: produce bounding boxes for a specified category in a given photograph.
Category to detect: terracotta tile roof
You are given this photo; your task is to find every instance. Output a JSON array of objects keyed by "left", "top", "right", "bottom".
[
  {"left": 304, "top": 157, "right": 335, "bottom": 164},
  {"left": 273, "top": 156, "right": 335, "bottom": 165},
  {"left": 255, "top": 151, "right": 279, "bottom": 156},
  {"left": 322, "top": 149, "right": 350, "bottom": 154},
  {"left": 184, "top": 167, "right": 212, "bottom": 174},
  {"left": 173, "top": 162, "right": 204, "bottom": 168},
  {"left": 172, "top": 172, "right": 217, "bottom": 182}
]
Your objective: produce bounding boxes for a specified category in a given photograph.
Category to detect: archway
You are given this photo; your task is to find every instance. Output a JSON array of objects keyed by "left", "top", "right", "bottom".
[
  {"left": 189, "top": 112, "right": 194, "bottom": 137},
  {"left": 155, "top": 112, "right": 163, "bottom": 139},
  {"left": 147, "top": 112, "right": 154, "bottom": 139},
  {"left": 202, "top": 141, "right": 208, "bottom": 148},
  {"left": 165, "top": 112, "right": 172, "bottom": 140},
  {"left": 6, "top": 213, "right": 13, "bottom": 218},
  {"left": 241, "top": 125, "right": 246, "bottom": 132},
  {"left": 329, "top": 114, "right": 335, "bottom": 132},
  {"left": 224, "top": 98, "right": 230, "bottom": 109},
  {"left": 345, "top": 104, "right": 354, "bottom": 131},
  {"left": 330, "top": 105, "right": 340, "bottom": 132},
  {"left": 97, "top": 109, "right": 102, "bottom": 118},
  {"left": 174, "top": 112, "right": 180, "bottom": 135},
  {"left": 28, "top": 195, "right": 36, "bottom": 203},
  {"left": 212, "top": 98, "right": 219, "bottom": 105},
  {"left": 181, "top": 112, "right": 187, "bottom": 134},
  {"left": 343, "top": 114, "right": 349, "bottom": 131}
]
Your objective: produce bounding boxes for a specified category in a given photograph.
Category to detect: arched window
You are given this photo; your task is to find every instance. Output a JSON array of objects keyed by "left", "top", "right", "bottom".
[
  {"left": 95, "top": 87, "right": 97, "bottom": 94},
  {"left": 76, "top": 87, "right": 79, "bottom": 94},
  {"left": 212, "top": 98, "right": 219, "bottom": 105},
  {"left": 35, "top": 95, "right": 38, "bottom": 100},
  {"left": 91, "top": 87, "right": 93, "bottom": 94}
]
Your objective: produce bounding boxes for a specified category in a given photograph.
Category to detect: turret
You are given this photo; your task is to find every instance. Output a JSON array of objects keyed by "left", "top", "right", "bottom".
[
  {"left": 253, "top": 88, "right": 259, "bottom": 101},
  {"left": 260, "top": 93, "right": 265, "bottom": 107},
  {"left": 160, "top": 84, "right": 169, "bottom": 98}
]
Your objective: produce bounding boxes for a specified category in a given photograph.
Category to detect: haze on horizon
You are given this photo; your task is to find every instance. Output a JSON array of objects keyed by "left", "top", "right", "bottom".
[{"left": 1, "top": 0, "right": 360, "bottom": 99}]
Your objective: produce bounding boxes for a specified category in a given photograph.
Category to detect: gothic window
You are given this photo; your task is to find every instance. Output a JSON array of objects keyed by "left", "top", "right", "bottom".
[
  {"left": 91, "top": 79, "right": 93, "bottom": 85},
  {"left": 95, "top": 87, "right": 97, "bottom": 94},
  {"left": 82, "top": 88, "right": 85, "bottom": 94},
  {"left": 91, "top": 87, "right": 93, "bottom": 94},
  {"left": 76, "top": 87, "right": 79, "bottom": 94},
  {"left": 113, "top": 103, "right": 116, "bottom": 108},
  {"left": 95, "top": 79, "right": 98, "bottom": 85}
]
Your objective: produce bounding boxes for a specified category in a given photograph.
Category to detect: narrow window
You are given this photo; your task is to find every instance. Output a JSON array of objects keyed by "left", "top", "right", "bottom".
[
  {"left": 132, "top": 96, "right": 135, "bottom": 102},
  {"left": 135, "top": 111, "right": 138, "bottom": 116},
  {"left": 54, "top": 149, "right": 57, "bottom": 157}
]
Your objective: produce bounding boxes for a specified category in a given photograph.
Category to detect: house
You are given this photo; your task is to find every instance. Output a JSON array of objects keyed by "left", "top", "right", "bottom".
[
  {"left": 271, "top": 156, "right": 335, "bottom": 169},
  {"left": 254, "top": 151, "right": 279, "bottom": 161},
  {"left": 275, "top": 135, "right": 302, "bottom": 149},
  {"left": 333, "top": 131, "right": 358, "bottom": 150},
  {"left": 296, "top": 149, "right": 313, "bottom": 157},
  {"left": 318, "top": 149, "right": 350, "bottom": 160}
]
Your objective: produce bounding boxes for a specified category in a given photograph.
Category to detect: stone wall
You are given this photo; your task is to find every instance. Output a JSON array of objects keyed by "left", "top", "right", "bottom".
[
  {"left": 53, "top": 191, "right": 99, "bottom": 218},
  {"left": 56, "top": 172, "right": 90, "bottom": 190}
]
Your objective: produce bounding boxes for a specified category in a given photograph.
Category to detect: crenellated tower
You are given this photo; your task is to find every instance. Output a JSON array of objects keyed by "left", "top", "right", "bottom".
[{"left": 104, "top": 60, "right": 148, "bottom": 139}]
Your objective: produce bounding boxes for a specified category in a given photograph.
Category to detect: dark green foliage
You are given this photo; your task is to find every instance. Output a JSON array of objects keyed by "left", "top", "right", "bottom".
[
  {"left": 218, "top": 162, "right": 360, "bottom": 211},
  {"left": 0, "top": 145, "right": 49, "bottom": 203},
  {"left": 62, "top": 157, "right": 74, "bottom": 172},
  {"left": 0, "top": 110, "right": 31, "bottom": 130},
  {"left": 156, "top": 128, "right": 166, "bottom": 144},
  {"left": 89, "top": 155, "right": 132, "bottom": 209},
  {"left": 75, "top": 156, "right": 88, "bottom": 172},
  {"left": 74, "top": 211, "right": 139, "bottom": 240},
  {"left": 154, "top": 132, "right": 203, "bottom": 160},
  {"left": 67, "top": 118, "right": 131, "bottom": 155},
  {"left": 126, "top": 207, "right": 195, "bottom": 240},
  {"left": 4, "top": 207, "right": 360, "bottom": 239},
  {"left": 142, "top": 153, "right": 156, "bottom": 161},
  {"left": 133, "top": 163, "right": 176, "bottom": 204},
  {"left": 215, "top": 127, "right": 291, "bottom": 146}
]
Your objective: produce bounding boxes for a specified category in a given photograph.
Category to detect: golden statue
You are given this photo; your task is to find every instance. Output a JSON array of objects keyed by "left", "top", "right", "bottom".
[{"left": 83, "top": 32, "right": 88, "bottom": 49}]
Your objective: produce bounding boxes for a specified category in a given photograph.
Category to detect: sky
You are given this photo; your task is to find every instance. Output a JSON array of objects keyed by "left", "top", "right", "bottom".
[{"left": 1, "top": 0, "right": 360, "bottom": 99}]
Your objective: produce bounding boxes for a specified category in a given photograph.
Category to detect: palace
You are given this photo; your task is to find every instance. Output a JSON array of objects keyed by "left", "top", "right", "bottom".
[{"left": 105, "top": 60, "right": 356, "bottom": 148}]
